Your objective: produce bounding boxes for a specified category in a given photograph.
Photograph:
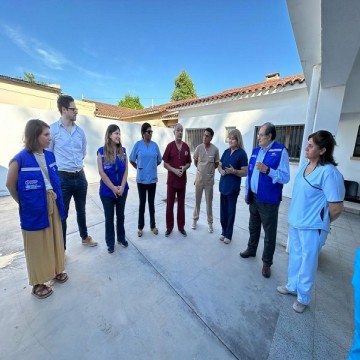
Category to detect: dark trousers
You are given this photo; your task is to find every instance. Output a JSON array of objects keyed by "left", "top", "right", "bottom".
[
  {"left": 100, "top": 193, "right": 127, "bottom": 251},
  {"left": 220, "top": 192, "right": 239, "bottom": 240},
  {"left": 137, "top": 183, "right": 157, "bottom": 230},
  {"left": 166, "top": 185, "right": 186, "bottom": 231},
  {"left": 248, "top": 195, "right": 279, "bottom": 266},
  {"left": 60, "top": 171, "right": 88, "bottom": 249}
]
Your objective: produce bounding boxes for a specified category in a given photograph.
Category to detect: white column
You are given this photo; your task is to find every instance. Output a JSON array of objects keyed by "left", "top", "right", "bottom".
[{"left": 299, "top": 64, "right": 321, "bottom": 167}]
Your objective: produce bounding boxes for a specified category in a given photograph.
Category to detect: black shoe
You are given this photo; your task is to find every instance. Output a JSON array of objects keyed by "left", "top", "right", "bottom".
[
  {"left": 165, "top": 230, "right": 172, "bottom": 237},
  {"left": 240, "top": 248, "right": 256, "bottom": 258},
  {"left": 179, "top": 229, "right": 187, "bottom": 237},
  {"left": 118, "top": 240, "right": 128, "bottom": 248},
  {"left": 108, "top": 248, "right": 114, "bottom": 254},
  {"left": 262, "top": 264, "right": 271, "bottom": 278}
]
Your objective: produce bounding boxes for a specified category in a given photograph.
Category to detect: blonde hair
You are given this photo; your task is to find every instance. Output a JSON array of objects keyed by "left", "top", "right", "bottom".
[
  {"left": 103, "top": 124, "right": 124, "bottom": 163},
  {"left": 228, "top": 129, "right": 244, "bottom": 150}
]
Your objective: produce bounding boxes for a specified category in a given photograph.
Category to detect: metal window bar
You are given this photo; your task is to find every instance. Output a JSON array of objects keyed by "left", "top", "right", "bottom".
[
  {"left": 185, "top": 128, "right": 206, "bottom": 152},
  {"left": 253, "top": 125, "right": 304, "bottom": 161},
  {"left": 353, "top": 126, "right": 360, "bottom": 157}
]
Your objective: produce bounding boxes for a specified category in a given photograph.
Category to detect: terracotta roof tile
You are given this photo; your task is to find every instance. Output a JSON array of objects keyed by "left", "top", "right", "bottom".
[
  {"left": 83, "top": 99, "right": 137, "bottom": 119},
  {"left": 167, "top": 74, "right": 305, "bottom": 109}
]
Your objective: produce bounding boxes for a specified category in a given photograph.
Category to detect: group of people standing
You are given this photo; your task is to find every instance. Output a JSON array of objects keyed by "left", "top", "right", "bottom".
[{"left": 5, "top": 95, "right": 348, "bottom": 321}]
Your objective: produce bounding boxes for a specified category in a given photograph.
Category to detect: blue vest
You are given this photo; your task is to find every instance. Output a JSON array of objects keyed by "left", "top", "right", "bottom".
[
  {"left": 15, "top": 149, "right": 65, "bottom": 231},
  {"left": 98, "top": 147, "right": 129, "bottom": 198},
  {"left": 246, "top": 142, "right": 285, "bottom": 204}
]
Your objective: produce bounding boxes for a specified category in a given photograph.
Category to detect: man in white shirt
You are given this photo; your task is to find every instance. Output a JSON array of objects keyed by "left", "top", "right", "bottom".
[{"left": 49, "top": 95, "right": 97, "bottom": 249}]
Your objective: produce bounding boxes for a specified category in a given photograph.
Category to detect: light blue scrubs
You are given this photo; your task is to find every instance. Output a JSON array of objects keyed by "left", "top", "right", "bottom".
[
  {"left": 349, "top": 248, "right": 360, "bottom": 359},
  {"left": 129, "top": 140, "right": 162, "bottom": 184},
  {"left": 287, "top": 162, "right": 345, "bottom": 305}
]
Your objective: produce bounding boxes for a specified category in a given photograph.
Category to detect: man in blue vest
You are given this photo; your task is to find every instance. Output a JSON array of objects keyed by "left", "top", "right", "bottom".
[{"left": 240, "top": 122, "right": 290, "bottom": 278}]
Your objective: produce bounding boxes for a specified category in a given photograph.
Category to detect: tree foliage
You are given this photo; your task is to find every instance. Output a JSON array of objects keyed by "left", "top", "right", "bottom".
[
  {"left": 118, "top": 95, "right": 144, "bottom": 110},
  {"left": 171, "top": 70, "right": 197, "bottom": 102},
  {"left": 21, "top": 72, "right": 47, "bottom": 85},
  {"left": 23, "top": 72, "right": 36, "bottom": 83}
]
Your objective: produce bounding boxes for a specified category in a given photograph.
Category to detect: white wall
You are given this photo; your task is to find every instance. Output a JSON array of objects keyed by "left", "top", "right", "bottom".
[
  {"left": 179, "top": 87, "right": 309, "bottom": 198},
  {"left": 336, "top": 112, "right": 360, "bottom": 195},
  {"left": 0, "top": 103, "right": 174, "bottom": 196}
]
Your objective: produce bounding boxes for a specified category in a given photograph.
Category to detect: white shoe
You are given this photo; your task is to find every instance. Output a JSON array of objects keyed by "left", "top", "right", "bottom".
[
  {"left": 224, "top": 237, "right": 231, "bottom": 244},
  {"left": 208, "top": 224, "right": 213, "bottom": 233},
  {"left": 191, "top": 220, "right": 197, "bottom": 229},
  {"left": 293, "top": 300, "right": 307, "bottom": 313},
  {"left": 277, "top": 285, "right": 297, "bottom": 296},
  {"left": 219, "top": 235, "right": 225, "bottom": 241}
]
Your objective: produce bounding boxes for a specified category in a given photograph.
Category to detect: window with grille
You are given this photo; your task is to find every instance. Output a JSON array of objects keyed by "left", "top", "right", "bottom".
[
  {"left": 185, "top": 128, "right": 206, "bottom": 152},
  {"left": 253, "top": 125, "right": 304, "bottom": 161},
  {"left": 353, "top": 125, "right": 360, "bottom": 157},
  {"left": 225, "top": 126, "right": 236, "bottom": 142}
]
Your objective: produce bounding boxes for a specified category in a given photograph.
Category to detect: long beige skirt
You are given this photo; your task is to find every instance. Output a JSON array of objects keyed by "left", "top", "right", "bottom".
[{"left": 22, "top": 190, "right": 65, "bottom": 285}]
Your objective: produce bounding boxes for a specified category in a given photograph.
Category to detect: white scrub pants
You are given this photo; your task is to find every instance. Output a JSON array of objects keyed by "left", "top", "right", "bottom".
[{"left": 287, "top": 226, "right": 327, "bottom": 305}]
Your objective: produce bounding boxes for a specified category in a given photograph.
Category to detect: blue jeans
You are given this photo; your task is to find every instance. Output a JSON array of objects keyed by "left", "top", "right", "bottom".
[
  {"left": 220, "top": 192, "right": 239, "bottom": 240},
  {"left": 137, "top": 183, "right": 156, "bottom": 230},
  {"left": 100, "top": 193, "right": 127, "bottom": 251},
  {"left": 60, "top": 171, "right": 88, "bottom": 249}
]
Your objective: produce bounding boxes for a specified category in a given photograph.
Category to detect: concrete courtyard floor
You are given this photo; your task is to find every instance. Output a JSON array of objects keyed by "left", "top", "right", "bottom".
[{"left": 0, "top": 173, "right": 359, "bottom": 360}]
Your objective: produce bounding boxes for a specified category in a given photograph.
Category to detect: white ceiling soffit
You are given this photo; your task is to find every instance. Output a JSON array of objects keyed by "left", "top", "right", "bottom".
[{"left": 286, "top": 0, "right": 321, "bottom": 89}]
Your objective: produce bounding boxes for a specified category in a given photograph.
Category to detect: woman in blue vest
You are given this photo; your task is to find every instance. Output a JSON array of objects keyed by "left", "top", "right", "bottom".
[
  {"left": 218, "top": 129, "right": 248, "bottom": 244},
  {"left": 6, "top": 119, "right": 68, "bottom": 299},
  {"left": 277, "top": 130, "right": 345, "bottom": 313},
  {"left": 129, "top": 122, "right": 162, "bottom": 237},
  {"left": 97, "top": 124, "right": 129, "bottom": 253}
]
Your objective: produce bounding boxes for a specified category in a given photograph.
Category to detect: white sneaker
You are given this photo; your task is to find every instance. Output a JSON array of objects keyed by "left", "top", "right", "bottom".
[
  {"left": 293, "top": 300, "right": 307, "bottom": 313},
  {"left": 219, "top": 235, "right": 225, "bottom": 241},
  {"left": 191, "top": 220, "right": 197, "bottom": 229},
  {"left": 208, "top": 224, "right": 213, "bottom": 233},
  {"left": 224, "top": 237, "right": 231, "bottom": 244}
]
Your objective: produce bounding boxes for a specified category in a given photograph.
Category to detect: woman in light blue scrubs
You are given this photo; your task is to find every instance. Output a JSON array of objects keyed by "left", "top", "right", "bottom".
[{"left": 277, "top": 130, "right": 345, "bottom": 313}]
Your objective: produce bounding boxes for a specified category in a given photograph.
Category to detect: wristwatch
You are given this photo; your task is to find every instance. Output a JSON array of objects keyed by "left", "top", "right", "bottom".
[{"left": 266, "top": 167, "right": 270, "bottom": 175}]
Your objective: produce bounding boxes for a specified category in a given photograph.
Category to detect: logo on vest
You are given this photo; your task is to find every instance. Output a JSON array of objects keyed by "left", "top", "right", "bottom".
[{"left": 25, "top": 179, "right": 41, "bottom": 190}]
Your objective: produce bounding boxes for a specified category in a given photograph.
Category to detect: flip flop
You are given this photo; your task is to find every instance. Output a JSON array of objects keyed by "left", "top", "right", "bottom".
[
  {"left": 54, "top": 273, "right": 69, "bottom": 283},
  {"left": 151, "top": 227, "right": 159, "bottom": 235},
  {"left": 32, "top": 284, "right": 53, "bottom": 299}
]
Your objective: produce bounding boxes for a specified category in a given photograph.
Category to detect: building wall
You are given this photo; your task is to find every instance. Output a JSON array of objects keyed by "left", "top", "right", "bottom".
[
  {"left": 336, "top": 112, "right": 360, "bottom": 186},
  {"left": 0, "top": 80, "right": 60, "bottom": 110},
  {"left": 0, "top": 103, "right": 174, "bottom": 196}
]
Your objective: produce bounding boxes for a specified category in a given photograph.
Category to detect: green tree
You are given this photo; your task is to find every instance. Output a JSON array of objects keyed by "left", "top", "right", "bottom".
[
  {"left": 171, "top": 70, "right": 197, "bottom": 102},
  {"left": 23, "top": 72, "right": 36, "bottom": 83},
  {"left": 118, "top": 95, "right": 144, "bottom": 109}
]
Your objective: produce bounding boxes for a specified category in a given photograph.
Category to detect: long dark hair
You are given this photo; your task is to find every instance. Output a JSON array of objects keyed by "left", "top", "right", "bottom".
[
  {"left": 103, "top": 124, "right": 123, "bottom": 163},
  {"left": 24, "top": 119, "right": 49, "bottom": 152},
  {"left": 308, "top": 130, "right": 337, "bottom": 166}
]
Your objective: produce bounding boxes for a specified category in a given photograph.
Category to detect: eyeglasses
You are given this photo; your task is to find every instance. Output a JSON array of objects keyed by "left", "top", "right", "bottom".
[
  {"left": 145, "top": 130, "right": 153, "bottom": 134},
  {"left": 67, "top": 107, "right": 78, "bottom": 112}
]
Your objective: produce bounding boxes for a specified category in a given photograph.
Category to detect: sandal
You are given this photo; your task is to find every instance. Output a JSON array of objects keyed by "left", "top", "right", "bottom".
[
  {"left": 54, "top": 272, "right": 69, "bottom": 283},
  {"left": 137, "top": 229, "right": 143, "bottom": 237},
  {"left": 151, "top": 227, "right": 159, "bottom": 235},
  {"left": 32, "top": 284, "right": 53, "bottom": 299}
]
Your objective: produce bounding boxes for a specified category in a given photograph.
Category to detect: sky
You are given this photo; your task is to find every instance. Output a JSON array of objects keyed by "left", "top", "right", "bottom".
[{"left": 0, "top": 0, "right": 302, "bottom": 107}]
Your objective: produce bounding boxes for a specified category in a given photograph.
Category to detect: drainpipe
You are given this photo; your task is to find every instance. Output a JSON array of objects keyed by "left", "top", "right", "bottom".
[{"left": 299, "top": 64, "right": 321, "bottom": 167}]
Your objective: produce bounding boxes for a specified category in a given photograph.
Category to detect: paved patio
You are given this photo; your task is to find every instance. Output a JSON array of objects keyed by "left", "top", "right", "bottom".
[{"left": 0, "top": 173, "right": 358, "bottom": 360}]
